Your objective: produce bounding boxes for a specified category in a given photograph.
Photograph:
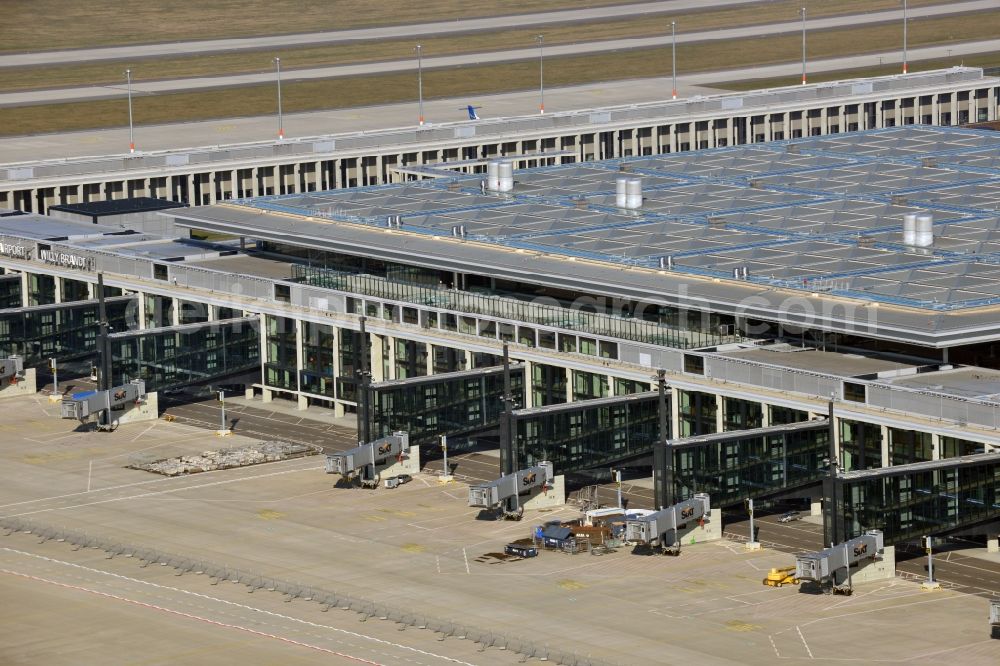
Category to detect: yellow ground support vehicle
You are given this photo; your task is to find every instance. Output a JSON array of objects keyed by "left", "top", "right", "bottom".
[{"left": 763, "top": 566, "right": 799, "bottom": 587}]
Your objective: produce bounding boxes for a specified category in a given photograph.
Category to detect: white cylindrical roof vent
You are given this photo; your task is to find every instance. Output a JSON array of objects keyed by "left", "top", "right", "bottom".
[
  {"left": 626, "top": 177, "right": 642, "bottom": 209},
  {"left": 497, "top": 160, "right": 514, "bottom": 192},
  {"left": 915, "top": 213, "right": 934, "bottom": 247},
  {"left": 486, "top": 160, "right": 501, "bottom": 192},
  {"left": 902, "top": 213, "right": 917, "bottom": 245},
  {"left": 615, "top": 176, "right": 628, "bottom": 208}
]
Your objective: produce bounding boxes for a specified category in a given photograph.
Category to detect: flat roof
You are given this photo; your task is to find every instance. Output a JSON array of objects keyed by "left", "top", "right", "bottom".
[
  {"left": 880, "top": 366, "right": 1000, "bottom": 401},
  {"left": 0, "top": 214, "right": 131, "bottom": 241},
  {"left": 48, "top": 197, "right": 186, "bottom": 217},
  {"left": 170, "top": 126, "right": 1000, "bottom": 347},
  {"left": 716, "top": 346, "right": 914, "bottom": 378}
]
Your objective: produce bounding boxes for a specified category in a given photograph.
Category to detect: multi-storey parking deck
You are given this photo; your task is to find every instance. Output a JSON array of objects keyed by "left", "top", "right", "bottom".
[{"left": 1, "top": 69, "right": 997, "bottom": 214}]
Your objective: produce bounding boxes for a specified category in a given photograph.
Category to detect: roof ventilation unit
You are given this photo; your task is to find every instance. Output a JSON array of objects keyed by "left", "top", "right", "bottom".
[
  {"left": 486, "top": 160, "right": 501, "bottom": 192},
  {"left": 497, "top": 160, "right": 514, "bottom": 192},
  {"left": 902, "top": 213, "right": 917, "bottom": 245},
  {"left": 659, "top": 256, "right": 674, "bottom": 269},
  {"left": 625, "top": 177, "right": 643, "bottom": 209},
  {"left": 914, "top": 213, "right": 934, "bottom": 247},
  {"left": 616, "top": 176, "right": 628, "bottom": 208}
]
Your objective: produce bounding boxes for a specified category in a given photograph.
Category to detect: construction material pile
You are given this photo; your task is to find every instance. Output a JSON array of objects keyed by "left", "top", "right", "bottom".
[{"left": 128, "top": 441, "right": 319, "bottom": 476}]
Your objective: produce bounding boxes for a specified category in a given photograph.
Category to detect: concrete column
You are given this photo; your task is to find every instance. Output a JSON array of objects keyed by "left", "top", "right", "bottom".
[
  {"left": 425, "top": 342, "right": 433, "bottom": 376},
  {"left": 313, "top": 161, "right": 322, "bottom": 191},
  {"left": 259, "top": 314, "right": 270, "bottom": 402},
  {"left": 370, "top": 334, "right": 386, "bottom": 383},
  {"left": 86, "top": 281, "right": 95, "bottom": 299},
  {"left": 19, "top": 272, "right": 28, "bottom": 306},
  {"left": 565, "top": 368, "right": 574, "bottom": 403},
  {"left": 821, "top": 107, "right": 829, "bottom": 135},
  {"left": 931, "top": 432, "right": 940, "bottom": 461},
  {"left": 208, "top": 173, "right": 218, "bottom": 204},
  {"left": 765, "top": 115, "right": 773, "bottom": 142},
  {"left": 988, "top": 86, "right": 998, "bottom": 121},
  {"left": 760, "top": 403, "right": 771, "bottom": 428},
  {"left": 523, "top": 360, "right": 534, "bottom": 408},
  {"left": 375, "top": 154, "right": 384, "bottom": 185},
  {"left": 464, "top": 351, "right": 473, "bottom": 370},
  {"left": 669, "top": 125, "right": 678, "bottom": 154},
  {"left": 230, "top": 170, "right": 238, "bottom": 199},
  {"left": 53, "top": 277, "right": 63, "bottom": 304},
  {"left": 715, "top": 394, "right": 724, "bottom": 432},
  {"left": 386, "top": 336, "right": 397, "bottom": 380},
  {"left": 669, "top": 386, "right": 680, "bottom": 439},
  {"left": 295, "top": 319, "right": 307, "bottom": 410},
  {"left": 186, "top": 174, "right": 195, "bottom": 204},
  {"left": 950, "top": 92, "right": 958, "bottom": 126},
  {"left": 170, "top": 298, "right": 180, "bottom": 326},
  {"left": 880, "top": 424, "right": 891, "bottom": 468},
  {"left": 932, "top": 95, "right": 940, "bottom": 125},
  {"left": 728, "top": 118, "right": 736, "bottom": 147}
]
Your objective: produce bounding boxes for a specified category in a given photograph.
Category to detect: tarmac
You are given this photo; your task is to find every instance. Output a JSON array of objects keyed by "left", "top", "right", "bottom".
[{"left": 1, "top": 392, "right": 998, "bottom": 665}]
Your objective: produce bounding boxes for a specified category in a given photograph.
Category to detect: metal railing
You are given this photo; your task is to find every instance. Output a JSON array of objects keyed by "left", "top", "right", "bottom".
[
  {"left": 293, "top": 264, "right": 732, "bottom": 350},
  {"left": 0, "top": 517, "right": 616, "bottom": 666}
]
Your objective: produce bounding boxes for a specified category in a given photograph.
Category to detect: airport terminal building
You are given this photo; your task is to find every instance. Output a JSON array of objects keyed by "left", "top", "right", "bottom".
[{"left": 3, "top": 76, "right": 1000, "bottom": 544}]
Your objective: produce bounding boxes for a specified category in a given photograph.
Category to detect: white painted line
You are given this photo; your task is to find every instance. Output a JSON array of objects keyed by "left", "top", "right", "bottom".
[
  {"left": 1, "top": 547, "right": 477, "bottom": 665},
  {"left": 86, "top": 460, "right": 93, "bottom": 493},
  {"left": 130, "top": 422, "right": 158, "bottom": 442},
  {"left": 463, "top": 548, "right": 470, "bottom": 575},
  {"left": 795, "top": 625, "right": 814, "bottom": 659}
]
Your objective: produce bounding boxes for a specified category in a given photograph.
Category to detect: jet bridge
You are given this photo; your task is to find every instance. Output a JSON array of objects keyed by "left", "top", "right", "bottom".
[
  {"left": 468, "top": 462, "right": 557, "bottom": 519},
  {"left": 795, "top": 530, "right": 885, "bottom": 594},
  {"left": 625, "top": 493, "right": 715, "bottom": 555},
  {"left": 0, "top": 355, "right": 23, "bottom": 382},
  {"left": 60, "top": 379, "right": 147, "bottom": 431},
  {"left": 325, "top": 432, "right": 415, "bottom": 489}
]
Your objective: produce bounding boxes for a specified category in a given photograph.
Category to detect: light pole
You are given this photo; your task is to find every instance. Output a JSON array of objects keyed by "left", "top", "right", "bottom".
[
  {"left": 536, "top": 34, "right": 545, "bottom": 114},
  {"left": 416, "top": 44, "right": 424, "bottom": 126},
  {"left": 800, "top": 7, "right": 807, "bottom": 85},
  {"left": 125, "top": 68, "right": 135, "bottom": 153},
  {"left": 273, "top": 57, "right": 284, "bottom": 140},
  {"left": 671, "top": 21, "right": 677, "bottom": 100},
  {"left": 902, "top": 0, "right": 908, "bottom": 74}
]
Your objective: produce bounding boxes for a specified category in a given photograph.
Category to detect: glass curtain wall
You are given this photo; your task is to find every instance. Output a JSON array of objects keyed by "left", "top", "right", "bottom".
[
  {"left": 300, "top": 321, "right": 335, "bottom": 399},
  {"left": 0, "top": 297, "right": 131, "bottom": 364},
  {"left": 514, "top": 392, "right": 661, "bottom": 474},
  {"left": 110, "top": 317, "right": 260, "bottom": 391},
  {"left": 264, "top": 315, "right": 297, "bottom": 391}
]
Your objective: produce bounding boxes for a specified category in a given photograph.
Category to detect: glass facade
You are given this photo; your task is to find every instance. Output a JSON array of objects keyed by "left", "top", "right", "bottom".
[
  {"left": 613, "top": 378, "right": 650, "bottom": 396},
  {"left": 110, "top": 317, "right": 260, "bottom": 392},
  {"left": 432, "top": 345, "right": 466, "bottom": 374},
  {"left": 370, "top": 365, "right": 525, "bottom": 451},
  {"left": 144, "top": 294, "right": 173, "bottom": 329},
  {"left": 0, "top": 297, "right": 132, "bottom": 364},
  {"left": 300, "top": 321, "right": 335, "bottom": 399},
  {"left": 394, "top": 338, "right": 428, "bottom": 379},
  {"left": 514, "top": 392, "right": 662, "bottom": 474},
  {"left": 571, "top": 370, "right": 608, "bottom": 401},
  {"left": 722, "top": 397, "right": 763, "bottom": 431},
  {"left": 61, "top": 278, "right": 89, "bottom": 303},
  {"left": 827, "top": 455, "right": 1000, "bottom": 545},
  {"left": 27, "top": 273, "right": 55, "bottom": 306},
  {"left": 889, "top": 427, "right": 932, "bottom": 466},
  {"left": 531, "top": 363, "right": 568, "bottom": 407},
  {"left": 658, "top": 420, "right": 830, "bottom": 509},
  {"left": 264, "top": 315, "right": 297, "bottom": 391},
  {"left": 769, "top": 405, "right": 809, "bottom": 425},
  {"left": 940, "top": 436, "right": 984, "bottom": 458},
  {"left": 0, "top": 274, "right": 21, "bottom": 309},
  {"left": 677, "top": 389, "right": 717, "bottom": 437},
  {"left": 177, "top": 299, "right": 209, "bottom": 324},
  {"left": 840, "top": 419, "right": 882, "bottom": 472}
]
